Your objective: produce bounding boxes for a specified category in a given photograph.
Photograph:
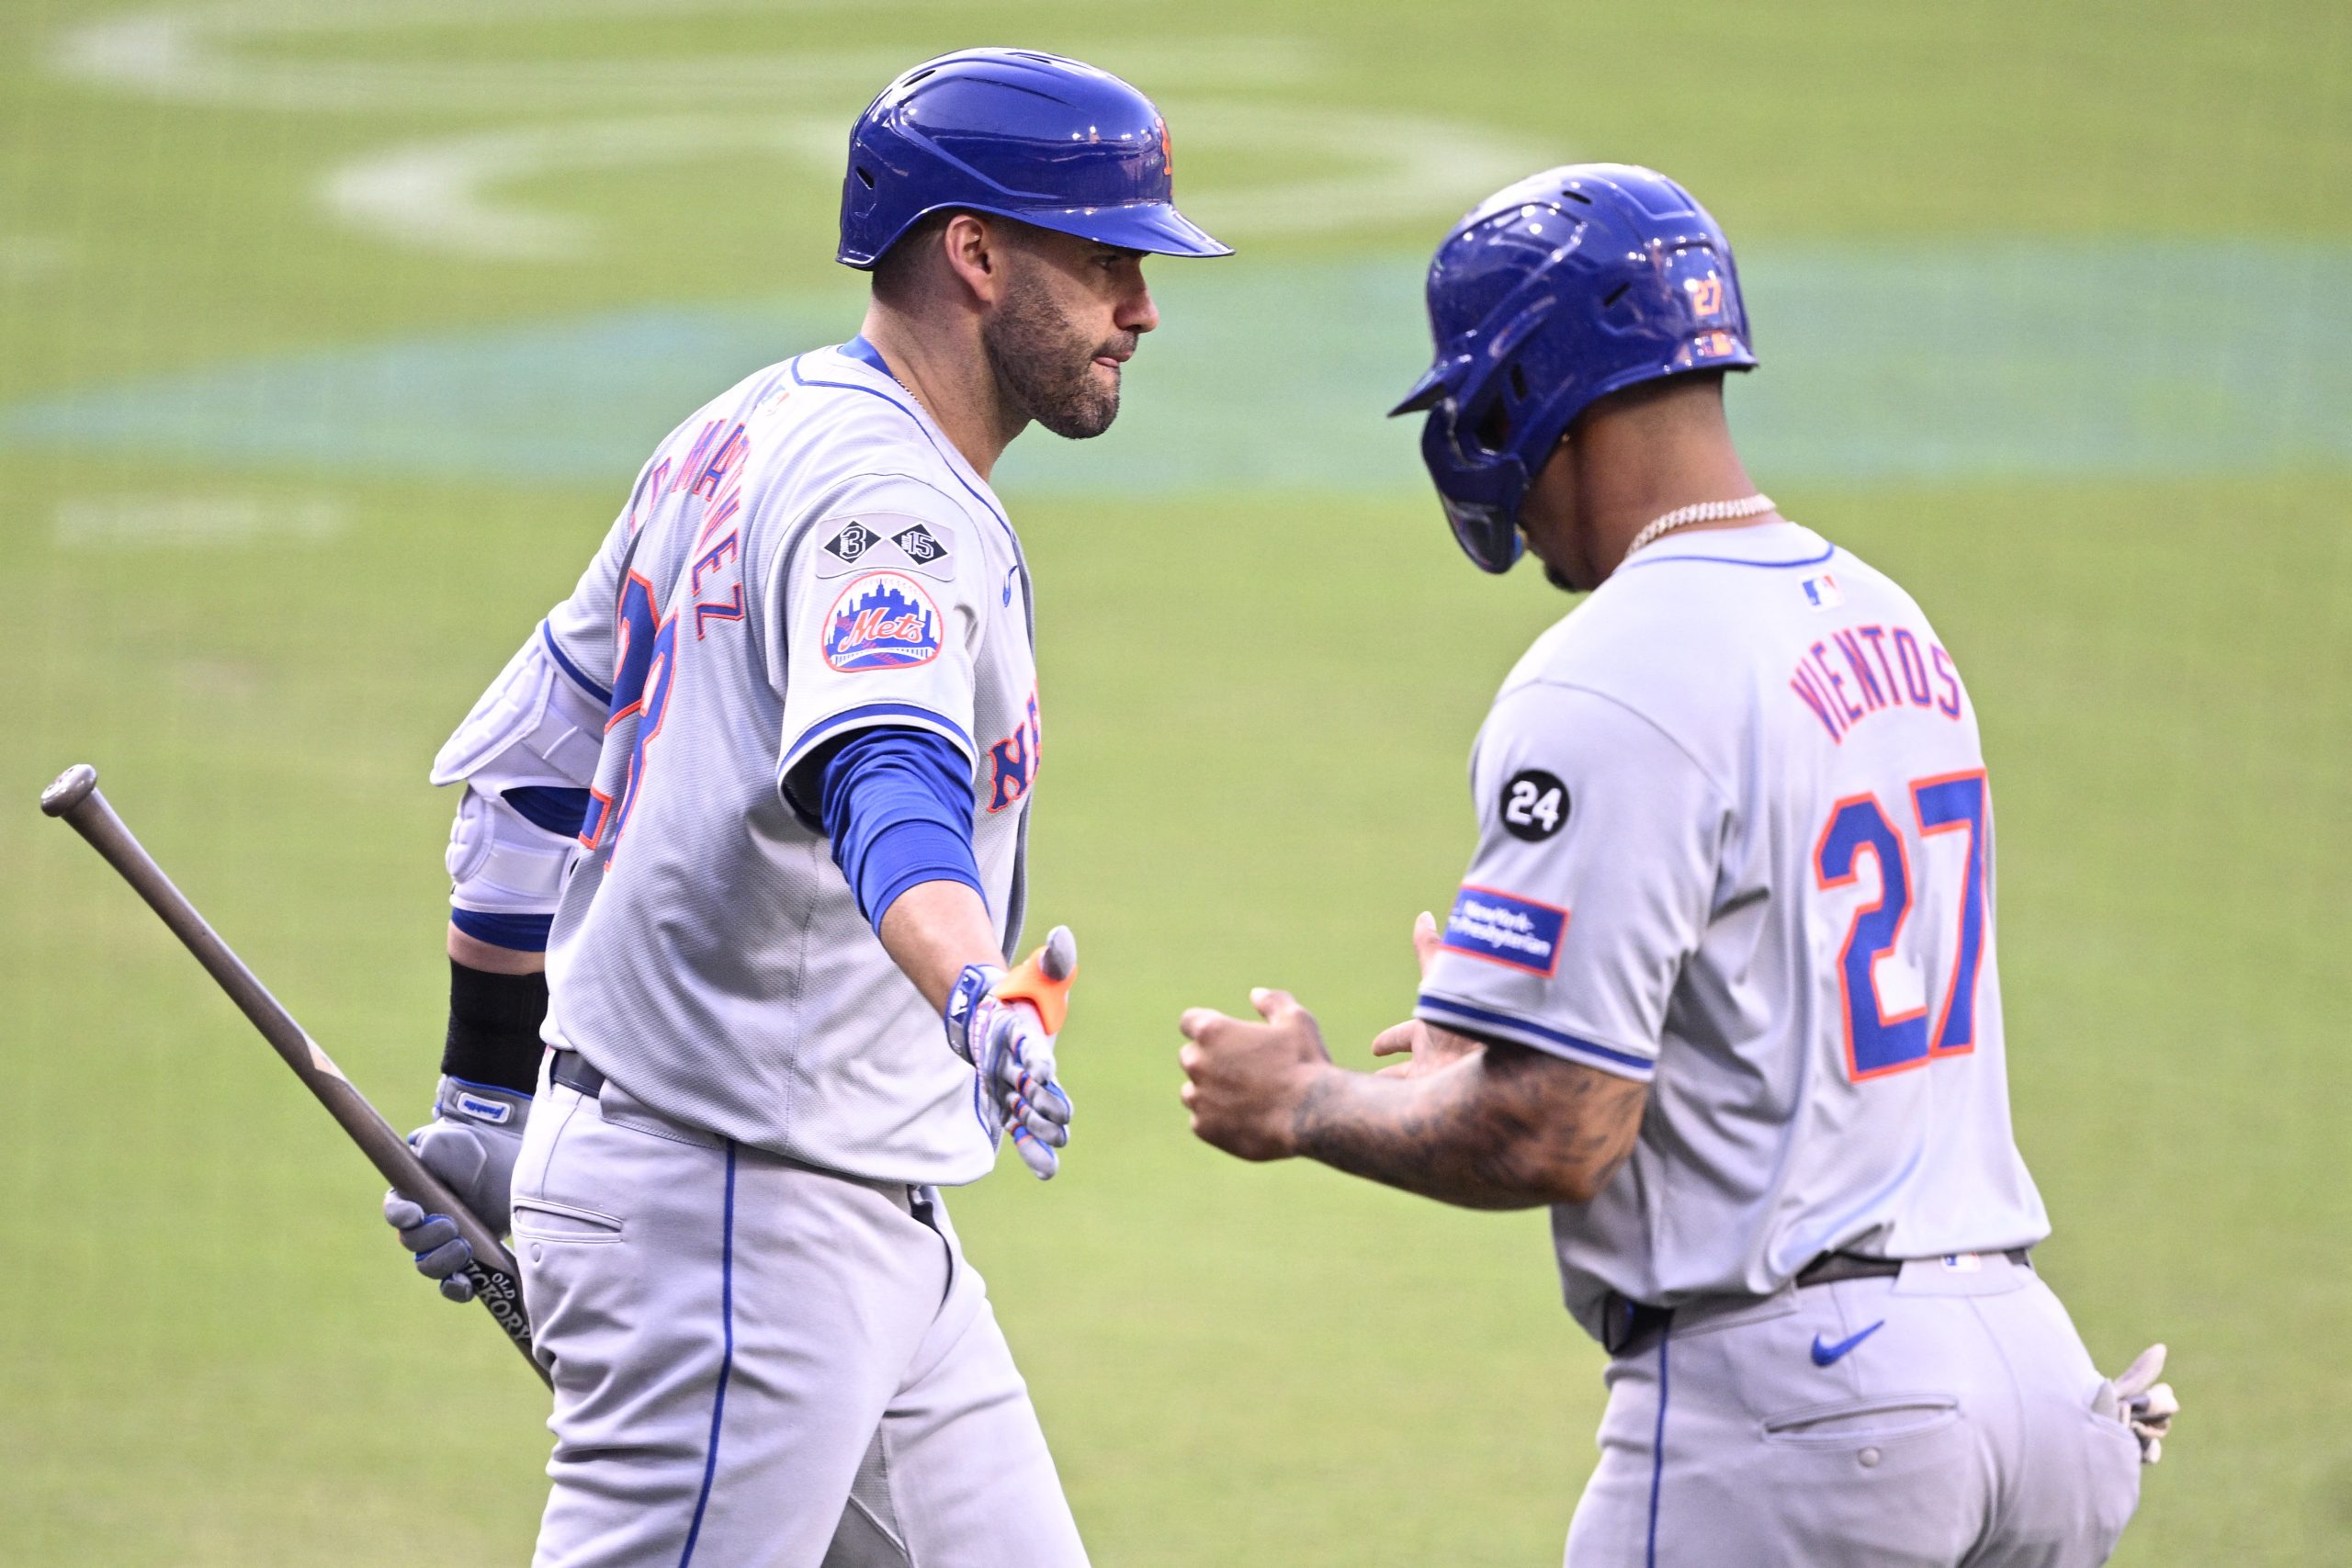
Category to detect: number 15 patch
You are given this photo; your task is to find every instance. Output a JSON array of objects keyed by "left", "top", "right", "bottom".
[{"left": 1441, "top": 886, "right": 1568, "bottom": 977}]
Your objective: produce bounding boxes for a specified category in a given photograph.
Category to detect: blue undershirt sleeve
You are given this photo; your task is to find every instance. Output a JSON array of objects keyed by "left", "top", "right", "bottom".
[
  {"left": 818, "top": 726, "right": 983, "bottom": 934},
  {"left": 502, "top": 785, "right": 590, "bottom": 837}
]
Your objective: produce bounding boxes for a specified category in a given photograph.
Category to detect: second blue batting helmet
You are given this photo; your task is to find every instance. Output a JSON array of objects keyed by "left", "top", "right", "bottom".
[
  {"left": 837, "top": 49, "right": 1232, "bottom": 270},
  {"left": 1390, "top": 164, "right": 1758, "bottom": 573}
]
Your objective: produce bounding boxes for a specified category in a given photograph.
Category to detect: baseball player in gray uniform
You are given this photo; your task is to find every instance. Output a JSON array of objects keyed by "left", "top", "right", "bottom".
[
  {"left": 378, "top": 51, "right": 1227, "bottom": 1568},
  {"left": 1176, "top": 164, "right": 2177, "bottom": 1566}
]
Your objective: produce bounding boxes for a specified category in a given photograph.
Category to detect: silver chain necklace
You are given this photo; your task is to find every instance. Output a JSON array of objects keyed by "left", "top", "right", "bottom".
[{"left": 1623, "top": 492, "right": 1777, "bottom": 558}]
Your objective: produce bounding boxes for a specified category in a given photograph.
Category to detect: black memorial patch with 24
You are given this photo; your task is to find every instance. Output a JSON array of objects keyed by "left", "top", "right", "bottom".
[{"left": 1500, "top": 768, "right": 1569, "bottom": 841}]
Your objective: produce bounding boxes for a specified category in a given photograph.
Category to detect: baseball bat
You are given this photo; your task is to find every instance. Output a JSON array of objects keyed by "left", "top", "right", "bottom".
[{"left": 40, "top": 763, "right": 548, "bottom": 1387}]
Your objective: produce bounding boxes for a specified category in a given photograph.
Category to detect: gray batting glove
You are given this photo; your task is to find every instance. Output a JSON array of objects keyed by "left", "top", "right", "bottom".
[
  {"left": 381, "top": 1077, "right": 529, "bottom": 1304},
  {"left": 944, "top": 964, "right": 1074, "bottom": 1180},
  {"left": 2091, "top": 1343, "right": 2179, "bottom": 1464}
]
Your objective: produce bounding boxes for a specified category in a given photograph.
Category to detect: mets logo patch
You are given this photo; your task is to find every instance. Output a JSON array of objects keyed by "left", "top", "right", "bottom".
[
  {"left": 824, "top": 571, "right": 942, "bottom": 673},
  {"left": 1440, "top": 885, "right": 1568, "bottom": 977}
]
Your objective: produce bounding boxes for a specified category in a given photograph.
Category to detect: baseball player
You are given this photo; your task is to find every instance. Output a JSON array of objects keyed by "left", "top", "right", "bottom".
[
  {"left": 377, "top": 51, "right": 1227, "bottom": 1568},
  {"left": 1176, "top": 164, "right": 2177, "bottom": 1566}
]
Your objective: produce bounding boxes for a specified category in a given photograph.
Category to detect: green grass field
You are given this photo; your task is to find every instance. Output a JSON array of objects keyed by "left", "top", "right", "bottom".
[{"left": 4, "top": 2, "right": 2348, "bottom": 1563}]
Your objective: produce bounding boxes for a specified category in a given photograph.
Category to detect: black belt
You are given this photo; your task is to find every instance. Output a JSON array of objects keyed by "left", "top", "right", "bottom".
[
  {"left": 1600, "top": 1248, "right": 2033, "bottom": 1357},
  {"left": 549, "top": 1048, "right": 606, "bottom": 1099}
]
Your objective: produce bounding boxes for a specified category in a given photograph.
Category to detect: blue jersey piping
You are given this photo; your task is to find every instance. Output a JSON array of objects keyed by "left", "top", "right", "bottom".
[
  {"left": 1645, "top": 1329, "right": 1670, "bottom": 1568},
  {"left": 786, "top": 701, "right": 976, "bottom": 765},
  {"left": 674, "top": 1142, "right": 738, "bottom": 1567},
  {"left": 1416, "top": 993, "right": 1656, "bottom": 1075},
  {"left": 540, "top": 621, "right": 613, "bottom": 706},
  {"left": 1617, "top": 541, "right": 1837, "bottom": 573},
  {"left": 785, "top": 350, "right": 1018, "bottom": 551}
]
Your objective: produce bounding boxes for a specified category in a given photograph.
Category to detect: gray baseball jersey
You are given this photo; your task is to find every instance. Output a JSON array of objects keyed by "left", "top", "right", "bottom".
[
  {"left": 1413, "top": 521, "right": 2050, "bottom": 1341},
  {"left": 511, "top": 342, "right": 1041, "bottom": 1186}
]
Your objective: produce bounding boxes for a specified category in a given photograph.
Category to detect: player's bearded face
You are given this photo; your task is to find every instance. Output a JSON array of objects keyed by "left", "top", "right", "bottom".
[{"left": 982, "top": 263, "right": 1134, "bottom": 441}]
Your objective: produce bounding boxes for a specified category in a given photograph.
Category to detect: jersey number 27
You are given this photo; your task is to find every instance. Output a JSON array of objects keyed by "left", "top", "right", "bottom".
[{"left": 1813, "top": 770, "right": 1990, "bottom": 1081}]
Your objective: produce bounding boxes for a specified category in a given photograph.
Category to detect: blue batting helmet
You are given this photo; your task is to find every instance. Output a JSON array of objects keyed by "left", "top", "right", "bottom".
[
  {"left": 837, "top": 49, "right": 1232, "bottom": 270},
  {"left": 1390, "top": 164, "right": 1757, "bottom": 573}
]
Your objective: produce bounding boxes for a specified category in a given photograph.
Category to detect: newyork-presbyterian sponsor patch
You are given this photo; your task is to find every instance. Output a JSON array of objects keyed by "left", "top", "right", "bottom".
[
  {"left": 1441, "top": 885, "right": 1568, "bottom": 976},
  {"left": 823, "top": 570, "right": 943, "bottom": 672}
]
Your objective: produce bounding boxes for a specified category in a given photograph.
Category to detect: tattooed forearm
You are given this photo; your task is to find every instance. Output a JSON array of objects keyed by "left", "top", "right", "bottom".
[{"left": 1292, "top": 1036, "right": 1646, "bottom": 1210}]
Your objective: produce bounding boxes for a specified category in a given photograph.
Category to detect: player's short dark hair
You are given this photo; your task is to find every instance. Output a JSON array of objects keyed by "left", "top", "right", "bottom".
[{"left": 869, "top": 210, "right": 959, "bottom": 304}]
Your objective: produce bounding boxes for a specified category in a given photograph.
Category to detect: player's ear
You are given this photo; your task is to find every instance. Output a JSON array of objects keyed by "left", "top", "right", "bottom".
[{"left": 942, "top": 212, "right": 1003, "bottom": 305}]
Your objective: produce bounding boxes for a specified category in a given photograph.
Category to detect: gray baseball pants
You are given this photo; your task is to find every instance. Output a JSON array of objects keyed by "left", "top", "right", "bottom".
[
  {"left": 1564, "top": 1254, "right": 2142, "bottom": 1568},
  {"left": 511, "top": 1062, "right": 1089, "bottom": 1568}
]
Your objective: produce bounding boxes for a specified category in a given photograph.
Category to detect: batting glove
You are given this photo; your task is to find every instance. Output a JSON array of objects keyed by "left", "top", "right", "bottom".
[
  {"left": 381, "top": 1076, "right": 529, "bottom": 1303},
  {"left": 2092, "top": 1342, "right": 2180, "bottom": 1464},
  {"left": 944, "top": 931, "right": 1077, "bottom": 1180}
]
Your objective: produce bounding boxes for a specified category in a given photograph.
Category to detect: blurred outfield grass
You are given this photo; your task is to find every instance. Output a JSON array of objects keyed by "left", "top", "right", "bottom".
[{"left": 3, "top": 2, "right": 2348, "bottom": 1564}]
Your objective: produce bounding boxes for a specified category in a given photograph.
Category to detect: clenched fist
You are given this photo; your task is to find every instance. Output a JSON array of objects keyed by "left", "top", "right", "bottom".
[{"left": 1177, "top": 987, "right": 1333, "bottom": 1161}]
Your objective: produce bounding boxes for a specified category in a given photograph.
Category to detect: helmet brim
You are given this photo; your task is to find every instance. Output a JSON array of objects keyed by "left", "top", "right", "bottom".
[
  {"left": 1388, "top": 365, "right": 1449, "bottom": 417},
  {"left": 1017, "top": 199, "right": 1233, "bottom": 258},
  {"left": 845, "top": 199, "right": 1234, "bottom": 269}
]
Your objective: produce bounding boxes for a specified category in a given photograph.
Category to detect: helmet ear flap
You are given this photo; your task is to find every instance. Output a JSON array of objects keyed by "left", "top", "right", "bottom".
[
  {"left": 1469, "top": 395, "right": 1513, "bottom": 456},
  {"left": 1467, "top": 359, "right": 1541, "bottom": 456}
]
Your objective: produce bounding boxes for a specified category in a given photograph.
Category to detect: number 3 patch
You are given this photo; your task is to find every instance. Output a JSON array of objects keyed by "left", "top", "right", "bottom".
[{"left": 1500, "top": 768, "right": 1568, "bottom": 841}]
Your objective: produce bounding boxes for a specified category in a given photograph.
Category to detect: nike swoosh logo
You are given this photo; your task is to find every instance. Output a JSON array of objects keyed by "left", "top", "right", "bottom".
[{"left": 1811, "top": 1321, "right": 1885, "bottom": 1367}]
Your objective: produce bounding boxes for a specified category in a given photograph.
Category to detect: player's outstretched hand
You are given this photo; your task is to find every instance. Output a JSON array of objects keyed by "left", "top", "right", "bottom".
[
  {"left": 945, "top": 928, "right": 1079, "bottom": 1181},
  {"left": 1178, "top": 987, "right": 1335, "bottom": 1161},
  {"left": 380, "top": 1077, "right": 529, "bottom": 1303},
  {"left": 1369, "top": 910, "right": 1482, "bottom": 1079},
  {"left": 2093, "top": 1343, "right": 2179, "bottom": 1464}
]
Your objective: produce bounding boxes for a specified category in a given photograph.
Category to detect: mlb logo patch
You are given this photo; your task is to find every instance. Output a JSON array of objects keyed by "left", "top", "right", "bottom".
[
  {"left": 1801, "top": 573, "right": 1843, "bottom": 611},
  {"left": 824, "top": 571, "right": 942, "bottom": 672},
  {"left": 1439, "top": 885, "right": 1568, "bottom": 977}
]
